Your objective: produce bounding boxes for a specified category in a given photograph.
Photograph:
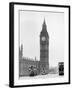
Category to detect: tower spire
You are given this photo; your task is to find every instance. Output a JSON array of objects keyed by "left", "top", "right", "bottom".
[
  {"left": 40, "top": 18, "right": 49, "bottom": 38},
  {"left": 44, "top": 18, "right": 45, "bottom": 25},
  {"left": 42, "top": 18, "right": 47, "bottom": 32},
  {"left": 43, "top": 18, "right": 46, "bottom": 26}
]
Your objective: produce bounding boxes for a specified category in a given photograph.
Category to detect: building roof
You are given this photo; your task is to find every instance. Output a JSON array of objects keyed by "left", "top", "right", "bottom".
[{"left": 19, "top": 57, "right": 39, "bottom": 65}]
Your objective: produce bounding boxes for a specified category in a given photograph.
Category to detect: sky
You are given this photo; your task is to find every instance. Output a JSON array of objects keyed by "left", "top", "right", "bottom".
[{"left": 19, "top": 10, "right": 64, "bottom": 66}]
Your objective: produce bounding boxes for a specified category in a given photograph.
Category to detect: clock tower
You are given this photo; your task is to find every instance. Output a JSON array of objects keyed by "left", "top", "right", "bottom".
[{"left": 39, "top": 19, "right": 49, "bottom": 75}]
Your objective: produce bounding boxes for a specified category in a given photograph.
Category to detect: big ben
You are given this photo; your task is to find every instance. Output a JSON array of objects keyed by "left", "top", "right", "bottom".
[{"left": 39, "top": 19, "right": 49, "bottom": 75}]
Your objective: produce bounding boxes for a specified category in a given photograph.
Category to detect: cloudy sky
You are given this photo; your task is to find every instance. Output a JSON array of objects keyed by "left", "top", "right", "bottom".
[{"left": 19, "top": 10, "right": 64, "bottom": 66}]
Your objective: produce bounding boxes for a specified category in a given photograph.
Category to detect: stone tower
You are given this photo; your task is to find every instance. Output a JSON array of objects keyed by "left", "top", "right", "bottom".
[{"left": 39, "top": 19, "right": 49, "bottom": 75}]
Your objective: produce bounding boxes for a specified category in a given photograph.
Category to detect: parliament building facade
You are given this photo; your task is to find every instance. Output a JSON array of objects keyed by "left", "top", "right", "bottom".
[{"left": 19, "top": 19, "right": 49, "bottom": 77}]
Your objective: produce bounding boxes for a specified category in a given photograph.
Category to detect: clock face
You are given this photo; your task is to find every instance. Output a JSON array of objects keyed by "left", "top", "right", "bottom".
[{"left": 42, "top": 36, "right": 46, "bottom": 41}]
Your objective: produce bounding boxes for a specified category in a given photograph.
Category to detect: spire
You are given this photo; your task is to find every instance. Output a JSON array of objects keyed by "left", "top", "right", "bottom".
[
  {"left": 20, "top": 44, "right": 23, "bottom": 58},
  {"left": 43, "top": 18, "right": 46, "bottom": 26},
  {"left": 42, "top": 18, "right": 47, "bottom": 32},
  {"left": 35, "top": 56, "right": 36, "bottom": 61},
  {"left": 40, "top": 18, "right": 49, "bottom": 38}
]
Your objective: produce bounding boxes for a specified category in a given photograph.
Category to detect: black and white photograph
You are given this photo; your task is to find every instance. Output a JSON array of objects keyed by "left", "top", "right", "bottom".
[
  {"left": 9, "top": 2, "right": 70, "bottom": 87},
  {"left": 19, "top": 10, "right": 64, "bottom": 77}
]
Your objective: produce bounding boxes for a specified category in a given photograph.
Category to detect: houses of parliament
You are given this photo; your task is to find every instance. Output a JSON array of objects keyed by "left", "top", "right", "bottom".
[{"left": 19, "top": 19, "right": 49, "bottom": 77}]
